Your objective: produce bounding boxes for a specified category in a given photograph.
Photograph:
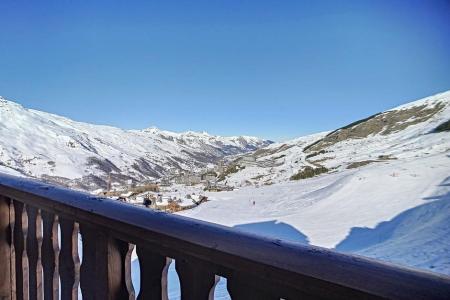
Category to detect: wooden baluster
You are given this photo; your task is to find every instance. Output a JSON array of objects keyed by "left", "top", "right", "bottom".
[
  {"left": 41, "top": 212, "right": 59, "bottom": 300},
  {"left": 120, "top": 243, "right": 135, "bottom": 300},
  {"left": 27, "top": 206, "right": 43, "bottom": 300},
  {"left": 0, "top": 197, "right": 15, "bottom": 299},
  {"left": 136, "top": 247, "right": 171, "bottom": 300},
  {"left": 59, "top": 218, "right": 80, "bottom": 300},
  {"left": 80, "top": 225, "right": 134, "bottom": 300},
  {"left": 79, "top": 225, "right": 96, "bottom": 300},
  {"left": 161, "top": 258, "right": 172, "bottom": 300},
  {"left": 13, "top": 201, "right": 29, "bottom": 300},
  {"left": 175, "top": 257, "right": 218, "bottom": 300},
  {"left": 9, "top": 199, "right": 16, "bottom": 299},
  {"left": 227, "top": 275, "right": 280, "bottom": 300}
]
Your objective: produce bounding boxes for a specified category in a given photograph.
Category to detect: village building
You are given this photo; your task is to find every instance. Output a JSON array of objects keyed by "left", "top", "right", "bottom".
[
  {"left": 175, "top": 173, "right": 202, "bottom": 185},
  {"left": 201, "top": 171, "right": 217, "bottom": 182}
]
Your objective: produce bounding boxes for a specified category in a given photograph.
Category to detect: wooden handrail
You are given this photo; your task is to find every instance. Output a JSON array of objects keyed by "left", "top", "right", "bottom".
[{"left": 0, "top": 173, "right": 449, "bottom": 299}]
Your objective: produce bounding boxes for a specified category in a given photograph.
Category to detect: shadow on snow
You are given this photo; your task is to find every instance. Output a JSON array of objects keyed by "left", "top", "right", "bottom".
[
  {"left": 334, "top": 177, "right": 450, "bottom": 274},
  {"left": 233, "top": 220, "right": 310, "bottom": 245}
]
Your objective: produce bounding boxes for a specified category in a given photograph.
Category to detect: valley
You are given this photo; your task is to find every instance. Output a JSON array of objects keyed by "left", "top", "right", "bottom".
[{"left": 1, "top": 90, "right": 450, "bottom": 278}]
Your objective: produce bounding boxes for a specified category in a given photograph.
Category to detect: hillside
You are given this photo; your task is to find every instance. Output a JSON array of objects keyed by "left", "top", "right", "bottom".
[
  {"left": 181, "top": 90, "right": 450, "bottom": 275},
  {"left": 0, "top": 97, "right": 271, "bottom": 191},
  {"left": 219, "top": 90, "right": 450, "bottom": 186},
  {"left": 1, "top": 90, "right": 449, "bottom": 283},
  {"left": 2, "top": 91, "right": 450, "bottom": 299}
]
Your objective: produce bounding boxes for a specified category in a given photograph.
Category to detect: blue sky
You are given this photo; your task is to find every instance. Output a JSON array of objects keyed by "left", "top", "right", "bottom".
[{"left": 1, "top": 0, "right": 449, "bottom": 141}]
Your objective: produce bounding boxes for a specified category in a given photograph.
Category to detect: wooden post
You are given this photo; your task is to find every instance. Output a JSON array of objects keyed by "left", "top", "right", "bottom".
[
  {"left": 175, "top": 257, "right": 218, "bottom": 300},
  {"left": 80, "top": 225, "right": 134, "bottom": 300},
  {"left": 41, "top": 212, "right": 59, "bottom": 300},
  {"left": 136, "top": 247, "right": 171, "bottom": 300},
  {"left": 59, "top": 218, "right": 80, "bottom": 300},
  {"left": 13, "top": 201, "right": 29, "bottom": 300},
  {"left": 227, "top": 275, "right": 279, "bottom": 300},
  {"left": 0, "top": 197, "right": 14, "bottom": 299},
  {"left": 26, "top": 206, "right": 43, "bottom": 300}
]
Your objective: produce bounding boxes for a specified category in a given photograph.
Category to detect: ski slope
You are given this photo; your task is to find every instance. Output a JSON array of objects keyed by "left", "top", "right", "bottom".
[
  {"left": 182, "top": 153, "right": 450, "bottom": 273},
  {"left": 180, "top": 90, "right": 450, "bottom": 275},
  {"left": 130, "top": 152, "right": 449, "bottom": 299}
]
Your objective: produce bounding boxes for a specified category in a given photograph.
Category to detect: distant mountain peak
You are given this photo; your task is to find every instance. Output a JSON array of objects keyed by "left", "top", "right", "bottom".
[
  {"left": 143, "top": 126, "right": 160, "bottom": 134},
  {"left": 0, "top": 96, "right": 271, "bottom": 191}
]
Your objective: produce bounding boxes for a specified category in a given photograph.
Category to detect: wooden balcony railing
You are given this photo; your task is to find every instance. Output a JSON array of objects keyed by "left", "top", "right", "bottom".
[{"left": 0, "top": 173, "right": 449, "bottom": 300}]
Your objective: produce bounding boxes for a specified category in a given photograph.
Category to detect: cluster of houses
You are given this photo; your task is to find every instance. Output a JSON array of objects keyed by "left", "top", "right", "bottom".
[
  {"left": 113, "top": 190, "right": 209, "bottom": 213},
  {"left": 141, "top": 193, "right": 209, "bottom": 212},
  {"left": 160, "top": 166, "right": 221, "bottom": 186},
  {"left": 163, "top": 156, "right": 262, "bottom": 187},
  {"left": 159, "top": 156, "right": 274, "bottom": 187},
  {"left": 103, "top": 155, "right": 278, "bottom": 200},
  {"left": 102, "top": 160, "right": 242, "bottom": 211}
]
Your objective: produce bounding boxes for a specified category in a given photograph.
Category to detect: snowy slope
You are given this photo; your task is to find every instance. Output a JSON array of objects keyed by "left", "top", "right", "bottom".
[
  {"left": 132, "top": 152, "right": 449, "bottom": 299},
  {"left": 180, "top": 90, "right": 450, "bottom": 275},
  {"left": 182, "top": 153, "right": 450, "bottom": 275},
  {"left": 220, "top": 131, "right": 329, "bottom": 185},
  {"left": 4, "top": 90, "right": 449, "bottom": 299},
  {"left": 0, "top": 97, "right": 271, "bottom": 190},
  {"left": 221, "top": 90, "right": 450, "bottom": 186}
]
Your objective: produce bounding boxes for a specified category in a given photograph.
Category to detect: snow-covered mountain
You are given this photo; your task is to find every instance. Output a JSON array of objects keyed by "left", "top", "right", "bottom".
[
  {"left": 180, "top": 90, "right": 450, "bottom": 276},
  {"left": 2, "top": 90, "right": 450, "bottom": 289},
  {"left": 220, "top": 90, "right": 450, "bottom": 186},
  {"left": 0, "top": 96, "right": 271, "bottom": 190}
]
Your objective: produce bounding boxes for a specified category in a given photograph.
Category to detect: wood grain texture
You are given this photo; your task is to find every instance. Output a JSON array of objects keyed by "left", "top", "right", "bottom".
[
  {"left": 59, "top": 218, "right": 80, "bottom": 300},
  {"left": 227, "top": 275, "right": 280, "bottom": 300},
  {"left": 80, "top": 225, "right": 134, "bottom": 300},
  {"left": 120, "top": 243, "right": 135, "bottom": 300},
  {"left": 79, "top": 224, "right": 96, "bottom": 300},
  {"left": 175, "top": 257, "right": 217, "bottom": 300},
  {"left": 0, "top": 197, "right": 14, "bottom": 300},
  {"left": 26, "top": 206, "right": 43, "bottom": 300},
  {"left": 9, "top": 198, "right": 16, "bottom": 300},
  {"left": 136, "top": 247, "right": 171, "bottom": 300},
  {"left": 13, "top": 201, "right": 29, "bottom": 300},
  {"left": 41, "top": 212, "right": 59, "bottom": 300}
]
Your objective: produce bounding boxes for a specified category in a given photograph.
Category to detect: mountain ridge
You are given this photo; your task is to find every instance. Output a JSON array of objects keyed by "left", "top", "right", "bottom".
[
  {"left": 1, "top": 90, "right": 449, "bottom": 191},
  {"left": 0, "top": 96, "right": 271, "bottom": 190},
  {"left": 218, "top": 90, "right": 450, "bottom": 186}
]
